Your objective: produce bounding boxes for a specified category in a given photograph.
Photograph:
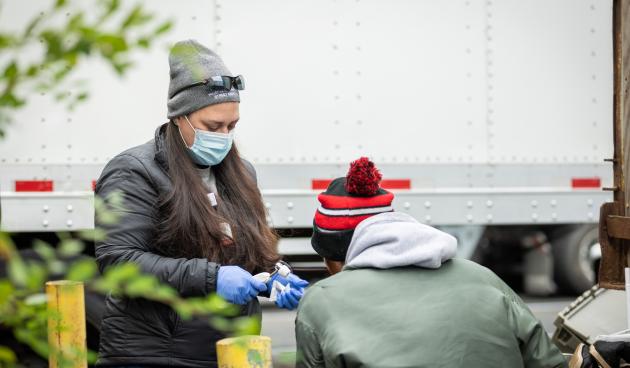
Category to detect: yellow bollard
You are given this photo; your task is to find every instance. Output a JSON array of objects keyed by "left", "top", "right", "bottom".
[
  {"left": 46, "top": 280, "right": 87, "bottom": 368},
  {"left": 216, "top": 335, "right": 272, "bottom": 368}
]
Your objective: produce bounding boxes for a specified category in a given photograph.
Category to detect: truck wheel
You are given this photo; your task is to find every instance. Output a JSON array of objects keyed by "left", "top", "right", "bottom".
[{"left": 552, "top": 224, "right": 601, "bottom": 294}]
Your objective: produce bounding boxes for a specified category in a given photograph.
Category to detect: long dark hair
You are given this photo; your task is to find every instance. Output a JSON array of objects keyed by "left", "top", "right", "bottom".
[{"left": 155, "top": 121, "right": 280, "bottom": 273}]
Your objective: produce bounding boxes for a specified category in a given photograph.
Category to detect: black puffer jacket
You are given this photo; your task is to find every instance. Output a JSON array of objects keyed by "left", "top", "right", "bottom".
[{"left": 94, "top": 124, "right": 261, "bottom": 367}]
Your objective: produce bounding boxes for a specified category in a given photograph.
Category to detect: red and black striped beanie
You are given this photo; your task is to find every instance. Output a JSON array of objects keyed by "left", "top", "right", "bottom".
[{"left": 311, "top": 157, "right": 394, "bottom": 261}]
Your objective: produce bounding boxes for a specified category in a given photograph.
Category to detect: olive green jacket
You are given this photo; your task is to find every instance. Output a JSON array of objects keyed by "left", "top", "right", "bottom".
[{"left": 295, "top": 259, "right": 567, "bottom": 368}]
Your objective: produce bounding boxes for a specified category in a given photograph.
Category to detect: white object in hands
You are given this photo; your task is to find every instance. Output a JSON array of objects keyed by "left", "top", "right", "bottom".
[
  {"left": 252, "top": 272, "right": 271, "bottom": 283},
  {"left": 269, "top": 281, "right": 291, "bottom": 302},
  {"left": 253, "top": 262, "right": 294, "bottom": 302},
  {"left": 276, "top": 263, "right": 291, "bottom": 278}
]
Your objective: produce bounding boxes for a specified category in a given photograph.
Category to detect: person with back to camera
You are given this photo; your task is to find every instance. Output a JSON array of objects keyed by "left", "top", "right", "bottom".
[{"left": 295, "top": 157, "right": 566, "bottom": 368}]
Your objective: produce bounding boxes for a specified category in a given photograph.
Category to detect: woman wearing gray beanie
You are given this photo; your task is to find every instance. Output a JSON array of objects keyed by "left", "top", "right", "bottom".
[{"left": 93, "top": 40, "right": 308, "bottom": 367}]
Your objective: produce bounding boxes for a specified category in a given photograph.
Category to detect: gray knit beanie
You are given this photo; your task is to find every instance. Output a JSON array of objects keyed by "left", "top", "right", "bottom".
[{"left": 167, "top": 39, "right": 240, "bottom": 119}]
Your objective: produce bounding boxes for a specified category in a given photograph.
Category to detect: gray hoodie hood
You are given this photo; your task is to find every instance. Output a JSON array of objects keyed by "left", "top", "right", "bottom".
[{"left": 344, "top": 212, "right": 458, "bottom": 270}]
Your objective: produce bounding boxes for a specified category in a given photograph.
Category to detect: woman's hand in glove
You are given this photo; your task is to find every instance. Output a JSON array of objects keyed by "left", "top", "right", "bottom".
[
  {"left": 217, "top": 266, "right": 267, "bottom": 305},
  {"left": 276, "top": 287, "right": 304, "bottom": 310}
]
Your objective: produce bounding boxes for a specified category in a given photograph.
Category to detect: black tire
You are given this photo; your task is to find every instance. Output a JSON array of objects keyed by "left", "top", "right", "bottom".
[{"left": 552, "top": 224, "right": 600, "bottom": 294}]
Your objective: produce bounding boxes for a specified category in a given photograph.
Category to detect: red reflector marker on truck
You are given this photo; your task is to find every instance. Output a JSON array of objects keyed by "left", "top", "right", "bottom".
[
  {"left": 312, "top": 179, "right": 411, "bottom": 190},
  {"left": 15, "top": 180, "right": 54, "bottom": 192},
  {"left": 571, "top": 177, "right": 601, "bottom": 189}
]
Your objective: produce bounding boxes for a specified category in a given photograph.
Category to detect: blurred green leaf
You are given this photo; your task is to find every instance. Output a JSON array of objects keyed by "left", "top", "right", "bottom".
[
  {"left": 97, "top": 34, "right": 128, "bottom": 56},
  {"left": 25, "top": 64, "right": 39, "bottom": 77},
  {"left": 87, "top": 349, "right": 98, "bottom": 364},
  {"left": 3, "top": 61, "right": 18, "bottom": 79},
  {"left": 58, "top": 239, "right": 84, "bottom": 257},
  {"left": 232, "top": 316, "right": 261, "bottom": 336},
  {"left": 48, "top": 260, "right": 66, "bottom": 275},
  {"left": 125, "top": 274, "right": 157, "bottom": 297},
  {"left": 24, "top": 261, "right": 47, "bottom": 291},
  {"left": 66, "top": 13, "right": 84, "bottom": 31},
  {"left": 75, "top": 91, "right": 88, "bottom": 102},
  {"left": 111, "top": 59, "right": 132, "bottom": 75},
  {"left": 154, "top": 20, "right": 173, "bottom": 35},
  {"left": 121, "top": 5, "right": 152, "bottom": 29},
  {"left": 66, "top": 258, "right": 97, "bottom": 282},
  {"left": 54, "top": 0, "right": 68, "bottom": 9},
  {"left": 0, "top": 280, "right": 15, "bottom": 306},
  {"left": 0, "top": 93, "right": 26, "bottom": 108},
  {"left": 24, "top": 293, "right": 47, "bottom": 306},
  {"left": 136, "top": 37, "right": 150, "bottom": 48},
  {"left": 23, "top": 13, "right": 44, "bottom": 39},
  {"left": 209, "top": 317, "right": 232, "bottom": 332},
  {"left": 32, "top": 240, "right": 55, "bottom": 262},
  {"left": 104, "top": 262, "right": 139, "bottom": 285},
  {"left": 0, "top": 33, "right": 16, "bottom": 49},
  {"left": 152, "top": 284, "right": 177, "bottom": 300},
  {"left": 0, "top": 345, "right": 17, "bottom": 363},
  {"left": 0, "top": 232, "right": 16, "bottom": 260},
  {"left": 8, "top": 257, "right": 28, "bottom": 287},
  {"left": 78, "top": 228, "right": 107, "bottom": 241},
  {"left": 105, "top": 0, "right": 120, "bottom": 15}
]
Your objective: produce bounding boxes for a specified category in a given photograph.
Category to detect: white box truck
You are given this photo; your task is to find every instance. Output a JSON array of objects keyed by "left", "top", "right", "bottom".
[{"left": 0, "top": 0, "right": 614, "bottom": 298}]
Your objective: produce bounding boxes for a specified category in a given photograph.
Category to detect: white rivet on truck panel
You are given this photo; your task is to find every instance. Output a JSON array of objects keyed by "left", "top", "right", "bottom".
[
  {"left": 287, "top": 202, "right": 294, "bottom": 209},
  {"left": 67, "top": 220, "right": 73, "bottom": 228},
  {"left": 43, "top": 205, "right": 49, "bottom": 213},
  {"left": 287, "top": 216, "right": 294, "bottom": 224},
  {"left": 404, "top": 202, "right": 411, "bottom": 209},
  {"left": 43, "top": 220, "right": 49, "bottom": 228},
  {"left": 67, "top": 205, "right": 73, "bottom": 213},
  {"left": 486, "top": 200, "right": 493, "bottom": 208}
]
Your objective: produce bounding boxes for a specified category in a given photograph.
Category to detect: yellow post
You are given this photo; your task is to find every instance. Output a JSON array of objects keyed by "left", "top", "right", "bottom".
[
  {"left": 46, "top": 280, "right": 87, "bottom": 368},
  {"left": 216, "top": 335, "right": 272, "bottom": 368}
]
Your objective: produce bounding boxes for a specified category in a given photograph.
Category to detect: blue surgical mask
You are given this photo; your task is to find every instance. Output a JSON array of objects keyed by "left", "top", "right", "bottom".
[{"left": 180, "top": 115, "right": 233, "bottom": 166}]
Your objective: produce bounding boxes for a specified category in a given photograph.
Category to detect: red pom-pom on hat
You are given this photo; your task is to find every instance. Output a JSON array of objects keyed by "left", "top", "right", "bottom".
[{"left": 345, "top": 157, "right": 382, "bottom": 196}]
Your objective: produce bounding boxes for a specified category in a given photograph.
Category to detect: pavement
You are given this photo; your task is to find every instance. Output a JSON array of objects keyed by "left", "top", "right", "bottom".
[{"left": 260, "top": 296, "right": 574, "bottom": 367}]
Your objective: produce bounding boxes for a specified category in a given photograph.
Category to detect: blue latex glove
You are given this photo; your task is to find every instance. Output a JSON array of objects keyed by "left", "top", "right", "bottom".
[
  {"left": 276, "top": 287, "right": 304, "bottom": 310},
  {"left": 217, "top": 266, "right": 267, "bottom": 305},
  {"left": 266, "top": 273, "right": 309, "bottom": 293}
]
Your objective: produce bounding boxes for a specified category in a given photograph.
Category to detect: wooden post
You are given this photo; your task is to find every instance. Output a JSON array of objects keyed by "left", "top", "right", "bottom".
[
  {"left": 619, "top": 0, "right": 630, "bottom": 268},
  {"left": 618, "top": 0, "right": 630, "bottom": 217},
  {"left": 46, "top": 281, "right": 87, "bottom": 368},
  {"left": 216, "top": 335, "right": 272, "bottom": 368},
  {"left": 599, "top": 0, "right": 630, "bottom": 289}
]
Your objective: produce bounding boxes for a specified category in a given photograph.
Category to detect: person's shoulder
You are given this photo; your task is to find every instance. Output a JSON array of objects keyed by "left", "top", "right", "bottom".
[
  {"left": 240, "top": 157, "right": 257, "bottom": 183},
  {"left": 446, "top": 258, "right": 516, "bottom": 294},
  {"left": 115, "top": 140, "right": 156, "bottom": 165},
  {"left": 96, "top": 140, "right": 158, "bottom": 192},
  {"left": 102, "top": 140, "right": 155, "bottom": 172},
  {"left": 299, "top": 271, "right": 357, "bottom": 308},
  {"left": 448, "top": 258, "right": 496, "bottom": 277}
]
